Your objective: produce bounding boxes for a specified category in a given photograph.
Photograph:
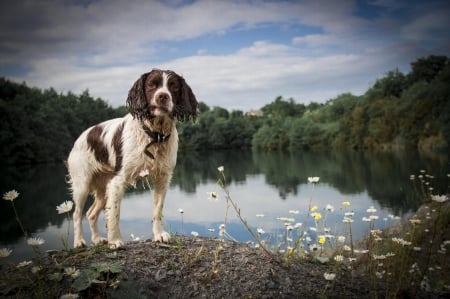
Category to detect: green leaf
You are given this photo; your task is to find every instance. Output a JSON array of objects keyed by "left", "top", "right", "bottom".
[
  {"left": 91, "top": 262, "right": 122, "bottom": 274},
  {"left": 72, "top": 269, "right": 98, "bottom": 292},
  {"left": 48, "top": 272, "right": 64, "bottom": 282}
]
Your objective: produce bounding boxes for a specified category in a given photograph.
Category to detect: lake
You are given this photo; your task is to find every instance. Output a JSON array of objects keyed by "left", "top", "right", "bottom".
[{"left": 1, "top": 149, "right": 449, "bottom": 263}]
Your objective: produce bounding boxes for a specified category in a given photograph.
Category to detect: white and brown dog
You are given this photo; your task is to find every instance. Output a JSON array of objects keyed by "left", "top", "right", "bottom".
[{"left": 67, "top": 69, "right": 197, "bottom": 249}]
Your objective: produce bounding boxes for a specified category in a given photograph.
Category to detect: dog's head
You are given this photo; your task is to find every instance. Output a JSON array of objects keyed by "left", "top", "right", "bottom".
[{"left": 126, "top": 69, "right": 198, "bottom": 121}]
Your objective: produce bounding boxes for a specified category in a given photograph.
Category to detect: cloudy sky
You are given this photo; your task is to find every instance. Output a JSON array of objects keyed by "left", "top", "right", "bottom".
[{"left": 1, "top": 0, "right": 449, "bottom": 111}]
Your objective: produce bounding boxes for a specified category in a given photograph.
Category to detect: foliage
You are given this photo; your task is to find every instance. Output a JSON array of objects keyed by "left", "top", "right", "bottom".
[
  {"left": 0, "top": 78, "right": 126, "bottom": 164},
  {"left": 177, "top": 104, "right": 262, "bottom": 151},
  {"left": 1, "top": 55, "right": 449, "bottom": 165},
  {"left": 252, "top": 55, "right": 450, "bottom": 152},
  {"left": 180, "top": 55, "right": 449, "bottom": 153}
]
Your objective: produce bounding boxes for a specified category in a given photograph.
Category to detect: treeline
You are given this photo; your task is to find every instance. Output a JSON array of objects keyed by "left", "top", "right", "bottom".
[
  {"left": 179, "top": 55, "right": 450, "bottom": 152},
  {"left": 0, "top": 79, "right": 127, "bottom": 164},
  {"left": 1, "top": 55, "right": 449, "bottom": 165}
]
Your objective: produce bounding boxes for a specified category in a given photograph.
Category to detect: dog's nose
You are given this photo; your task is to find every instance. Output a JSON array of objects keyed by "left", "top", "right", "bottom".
[{"left": 156, "top": 92, "right": 170, "bottom": 105}]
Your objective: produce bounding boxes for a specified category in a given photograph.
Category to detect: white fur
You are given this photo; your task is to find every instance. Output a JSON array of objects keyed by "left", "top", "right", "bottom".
[
  {"left": 68, "top": 115, "right": 178, "bottom": 249},
  {"left": 68, "top": 71, "right": 181, "bottom": 249}
]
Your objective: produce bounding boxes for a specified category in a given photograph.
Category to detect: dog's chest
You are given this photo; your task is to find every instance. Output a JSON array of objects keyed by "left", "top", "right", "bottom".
[{"left": 133, "top": 118, "right": 178, "bottom": 177}]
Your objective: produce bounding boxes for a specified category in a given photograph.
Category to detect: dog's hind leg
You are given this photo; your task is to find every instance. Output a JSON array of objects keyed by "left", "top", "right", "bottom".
[
  {"left": 72, "top": 185, "right": 89, "bottom": 248},
  {"left": 87, "top": 190, "right": 107, "bottom": 246}
]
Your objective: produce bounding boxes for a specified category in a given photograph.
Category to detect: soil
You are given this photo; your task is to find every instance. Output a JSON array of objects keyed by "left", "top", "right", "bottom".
[
  {"left": 1, "top": 201, "right": 449, "bottom": 298},
  {"left": 1, "top": 234, "right": 447, "bottom": 299}
]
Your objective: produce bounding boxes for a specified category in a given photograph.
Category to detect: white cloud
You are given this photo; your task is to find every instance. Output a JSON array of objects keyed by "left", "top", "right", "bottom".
[{"left": 1, "top": 0, "right": 449, "bottom": 111}]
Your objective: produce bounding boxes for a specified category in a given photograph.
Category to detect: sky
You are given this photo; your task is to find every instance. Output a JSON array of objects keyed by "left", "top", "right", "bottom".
[{"left": 1, "top": 0, "right": 449, "bottom": 111}]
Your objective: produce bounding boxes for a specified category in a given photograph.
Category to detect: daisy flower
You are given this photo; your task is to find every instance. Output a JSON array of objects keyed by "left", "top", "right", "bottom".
[
  {"left": 0, "top": 248, "right": 12, "bottom": 258},
  {"left": 366, "top": 206, "right": 377, "bottom": 213},
  {"left": 219, "top": 224, "right": 226, "bottom": 236},
  {"left": 307, "top": 177, "right": 320, "bottom": 183},
  {"left": 56, "top": 200, "right": 74, "bottom": 214},
  {"left": 27, "top": 237, "right": 45, "bottom": 246},
  {"left": 17, "top": 261, "right": 32, "bottom": 268},
  {"left": 3, "top": 190, "right": 19, "bottom": 201},
  {"left": 64, "top": 267, "right": 81, "bottom": 278},
  {"left": 324, "top": 272, "right": 336, "bottom": 281},
  {"left": 431, "top": 194, "right": 448, "bottom": 203},
  {"left": 313, "top": 213, "right": 322, "bottom": 221},
  {"left": 217, "top": 166, "right": 224, "bottom": 172},
  {"left": 326, "top": 204, "right": 334, "bottom": 212},
  {"left": 334, "top": 255, "right": 344, "bottom": 262},
  {"left": 343, "top": 217, "right": 354, "bottom": 223}
]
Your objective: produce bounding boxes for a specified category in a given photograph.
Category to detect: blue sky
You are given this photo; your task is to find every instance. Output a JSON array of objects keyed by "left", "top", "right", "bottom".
[{"left": 0, "top": 0, "right": 449, "bottom": 111}]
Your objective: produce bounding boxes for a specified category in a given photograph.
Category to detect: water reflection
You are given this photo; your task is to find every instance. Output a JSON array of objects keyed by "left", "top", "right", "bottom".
[
  {"left": 1, "top": 149, "right": 448, "bottom": 263},
  {"left": 0, "top": 164, "right": 71, "bottom": 244},
  {"left": 173, "top": 149, "right": 448, "bottom": 214}
]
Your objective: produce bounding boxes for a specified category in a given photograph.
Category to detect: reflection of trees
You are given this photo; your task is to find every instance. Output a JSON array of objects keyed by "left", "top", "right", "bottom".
[
  {"left": 173, "top": 149, "right": 448, "bottom": 212},
  {"left": 364, "top": 151, "right": 449, "bottom": 214},
  {"left": 172, "top": 150, "right": 258, "bottom": 193},
  {"left": 252, "top": 150, "right": 369, "bottom": 199},
  {"left": 0, "top": 164, "right": 70, "bottom": 244},
  {"left": 253, "top": 150, "right": 448, "bottom": 213},
  {"left": 1, "top": 150, "right": 447, "bottom": 244}
]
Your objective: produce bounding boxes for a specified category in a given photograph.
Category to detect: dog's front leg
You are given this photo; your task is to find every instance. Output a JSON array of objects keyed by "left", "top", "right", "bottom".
[
  {"left": 152, "top": 173, "right": 171, "bottom": 242},
  {"left": 105, "top": 177, "right": 126, "bottom": 249}
]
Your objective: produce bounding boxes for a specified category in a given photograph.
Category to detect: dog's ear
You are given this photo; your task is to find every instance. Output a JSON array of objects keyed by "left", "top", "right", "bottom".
[
  {"left": 126, "top": 72, "right": 151, "bottom": 121},
  {"left": 173, "top": 76, "right": 198, "bottom": 121}
]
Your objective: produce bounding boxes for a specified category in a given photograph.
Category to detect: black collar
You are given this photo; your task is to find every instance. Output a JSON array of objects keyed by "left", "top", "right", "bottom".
[{"left": 141, "top": 124, "right": 171, "bottom": 159}]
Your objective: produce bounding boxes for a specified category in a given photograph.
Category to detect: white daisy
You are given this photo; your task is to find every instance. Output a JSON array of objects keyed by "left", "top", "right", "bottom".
[
  {"left": 27, "top": 237, "right": 45, "bottom": 246},
  {"left": 0, "top": 248, "right": 12, "bottom": 258},
  {"left": 3, "top": 190, "right": 19, "bottom": 201},
  {"left": 56, "top": 200, "right": 74, "bottom": 214}
]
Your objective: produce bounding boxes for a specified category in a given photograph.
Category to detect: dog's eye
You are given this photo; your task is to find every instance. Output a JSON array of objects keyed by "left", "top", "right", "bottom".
[
  {"left": 169, "top": 82, "right": 180, "bottom": 93},
  {"left": 147, "top": 83, "right": 157, "bottom": 90}
]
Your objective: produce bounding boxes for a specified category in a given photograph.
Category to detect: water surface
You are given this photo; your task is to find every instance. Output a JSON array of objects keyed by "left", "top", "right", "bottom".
[{"left": 1, "top": 149, "right": 448, "bottom": 263}]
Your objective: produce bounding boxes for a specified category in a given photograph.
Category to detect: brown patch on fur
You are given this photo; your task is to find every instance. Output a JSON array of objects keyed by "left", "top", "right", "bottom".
[
  {"left": 112, "top": 122, "right": 124, "bottom": 174},
  {"left": 87, "top": 125, "right": 109, "bottom": 165},
  {"left": 87, "top": 171, "right": 114, "bottom": 220},
  {"left": 150, "top": 115, "right": 174, "bottom": 135},
  {"left": 126, "top": 69, "right": 198, "bottom": 121}
]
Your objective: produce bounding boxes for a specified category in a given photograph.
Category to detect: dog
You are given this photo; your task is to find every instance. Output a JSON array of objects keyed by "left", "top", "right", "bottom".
[{"left": 67, "top": 69, "right": 198, "bottom": 249}]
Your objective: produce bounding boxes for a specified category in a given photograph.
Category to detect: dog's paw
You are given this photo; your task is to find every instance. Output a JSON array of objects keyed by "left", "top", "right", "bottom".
[
  {"left": 153, "top": 231, "right": 170, "bottom": 243},
  {"left": 108, "top": 239, "right": 125, "bottom": 250},
  {"left": 74, "top": 238, "right": 87, "bottom": 248},
  {"left": 92, "top": 237, "right": 107, "bottom": 246}
]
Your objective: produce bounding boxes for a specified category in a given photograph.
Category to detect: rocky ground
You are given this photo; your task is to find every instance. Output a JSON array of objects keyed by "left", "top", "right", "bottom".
[
  {"left": 0, "top": 234, "right": 447, "bottom": 299},
  {"left": 1, "top": 201, "right": 449, "bottom": 298}
]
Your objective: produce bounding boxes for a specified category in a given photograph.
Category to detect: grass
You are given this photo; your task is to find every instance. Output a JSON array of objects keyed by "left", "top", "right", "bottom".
[
  {"left": 1, "top": 169, "right": 449, "bottom": 298},
  {"left": 213, "top": 167, "right": 449, "bottom": 297}
]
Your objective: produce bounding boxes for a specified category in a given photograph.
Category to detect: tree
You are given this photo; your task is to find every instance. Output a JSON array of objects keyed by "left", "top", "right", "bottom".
[
  {"left": 409, "top": 55, "right": 449, "bottom": 83},
  {"left": 368, "top": 69, "right": 406, "bottom": 99}
]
